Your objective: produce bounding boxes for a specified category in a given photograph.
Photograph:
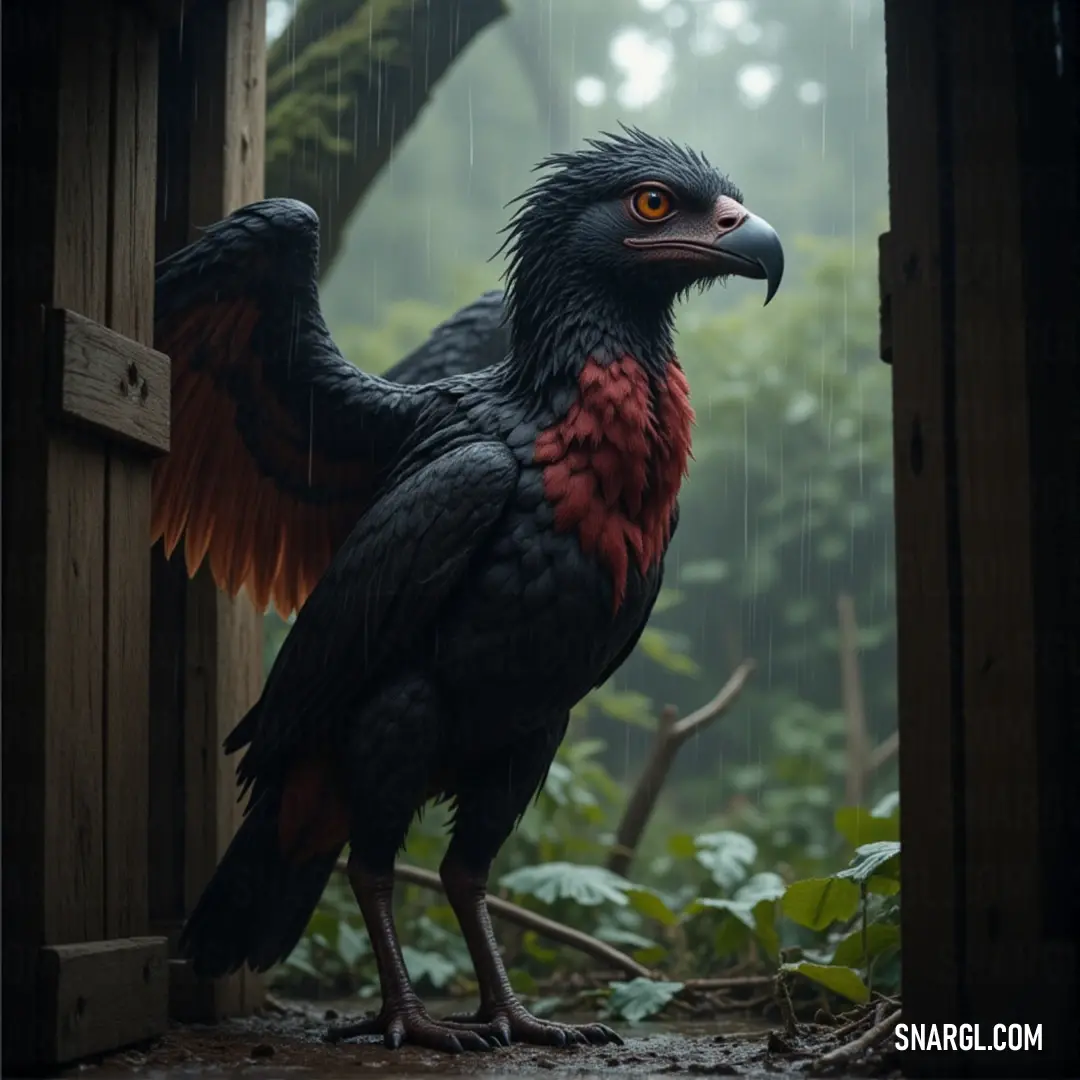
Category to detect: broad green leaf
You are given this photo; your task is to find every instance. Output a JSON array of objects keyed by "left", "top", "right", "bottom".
[
  {"left": 651, "top": 588, "right": 686, "bottom": 613},
  {"left": 336, "top": 921, "right": 369, "bottom": 967},
  {"left": 713, "top": 914, "right": 752, "bottom": 957},
  {"left": 834, "top": 806, "right": 900, "bottom": 847},
  {"left": 781, "top": 961, "right": 870, "bottom": 1004},
  {"left": 522, "top": 931, "right": 558, "bottom": 964},
  {"left": 831, "top": 922, "right": 901, "bottom": 968},
  {"left": 736, "top": 871, "right": 787, "bottom": 905},
  {"left": 678, "top": 558, "right": 730, "bottom": 585},
  {"left": 781, "top": 877, "right": 861, "bottom": 930},
  {"left": 638, "top": 628, "right": 701, "bottom": 677},
  {"left": 508, "top": 968, "right": 539, "bottom": 996},
  {"left": 284, "top": 936, "right": 323, "bottom": 981},
  {"left": 499, "top": 862, "right": 633, "bottom": 906},
  {"left": 751, "top": 897, "right": 781, "bottom": 960},
  {"left": 694, "top": 831, "right": 758, "bottom": 890},
  {"left": 604, "top": 978, "right": 685, "bottom": 1024},
  {"left": 402, "top": 945, "right": 457, "bottom": 989},
  {"left": 305, "top": 909, "right": 339, "bottom": 946},
  {"left": 837, "top": 841, "right": 901, "bottom": 884},
  {"left": 595, "top": 927, "right": 659, "bottom": 951},
  {"left": 627, "top": 887, "right": 681, "bottom": 927},
  {"left": 667, "top": 832, "right": 698, "bottom": 859},
  {"left": 529, "top": 996, "right": 565, "bottom": 1018},
  {"left": 634, "top": 945, "right": 669, "bottom": 967},
  {"left": 867, "top": 875, "right": 901, "bottom": 896},
  {"left": 592, "top": 688, "right": 657, "bottom": 730},
  {"left": 689, "top": 874, "right": 785, "bottom": 960}
]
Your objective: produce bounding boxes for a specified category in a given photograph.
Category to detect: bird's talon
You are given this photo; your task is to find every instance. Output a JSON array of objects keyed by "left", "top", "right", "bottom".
[
  {"left": 326, "top": 1003, "right": 495, "bottom": 1053},
  {"left": 443, "top": 1005, "right": 623, "bottom": 1049},
  {"left": 324, "top": 1016, "right": 382, "bottom": 1043}
]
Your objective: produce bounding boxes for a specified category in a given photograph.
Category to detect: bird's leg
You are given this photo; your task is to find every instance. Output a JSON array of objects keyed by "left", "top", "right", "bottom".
[
  {"left": 438, "top": 854, "right": 622, "bottom": 1048},
  {"left": 436, "top": 739, "right": 625, "bottom": 1054},
  {"left": 325, "top": 673, "right": 496, "bottom": 1054},
  {"left": 325, "top": 854, "right": 497, "bottom": 1053}
]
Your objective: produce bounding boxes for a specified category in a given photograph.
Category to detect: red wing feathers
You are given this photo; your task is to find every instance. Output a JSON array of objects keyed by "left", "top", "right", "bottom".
[
  {"left": 152, "top": 297, "right": 373, "bottom": 617},
  {"left": 278, "top": 758, "right": 351, "bottom": 866}
]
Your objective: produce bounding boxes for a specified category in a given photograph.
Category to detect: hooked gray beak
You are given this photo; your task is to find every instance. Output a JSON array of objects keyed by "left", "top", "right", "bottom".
[{"left": 712, "top": 212, "right": 785, "bottom": 305}]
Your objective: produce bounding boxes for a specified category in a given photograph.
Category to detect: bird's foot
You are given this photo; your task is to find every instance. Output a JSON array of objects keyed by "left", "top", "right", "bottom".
[
  {"left": 325, "top": 999, "right": 500, "bottom": 1053},
  {"left": 439, "top": 1001, "right": 623, "bottom": 1048}
]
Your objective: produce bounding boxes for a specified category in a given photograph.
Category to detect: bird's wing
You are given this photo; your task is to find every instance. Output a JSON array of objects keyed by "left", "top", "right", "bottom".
[
  {"left": 381, "top": 290, "right": 510, "bottom": 385},
  {"left": 152, "top": 198, "right": 436, "bottom": 617},
  {"left": 231, "top": 439, "right": 519, "bottom": 795}
]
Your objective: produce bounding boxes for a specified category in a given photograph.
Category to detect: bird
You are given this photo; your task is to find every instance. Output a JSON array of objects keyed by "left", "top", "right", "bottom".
[{"left": 153, "top": 127, "right": 784, "bottom": 1054}]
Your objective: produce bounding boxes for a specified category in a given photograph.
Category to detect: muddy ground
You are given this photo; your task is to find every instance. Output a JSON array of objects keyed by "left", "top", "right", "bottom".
[{"left": 49, "top": 1001, "right": 901, "bottom": 1080}]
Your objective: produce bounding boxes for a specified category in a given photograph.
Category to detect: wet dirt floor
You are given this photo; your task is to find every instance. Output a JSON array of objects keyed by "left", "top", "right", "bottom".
[{"left": 43, "top": 1001, "right": 901, "bottom": 1080}]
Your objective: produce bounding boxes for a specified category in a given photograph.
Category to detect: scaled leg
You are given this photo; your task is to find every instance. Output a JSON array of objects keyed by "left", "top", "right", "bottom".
[{"left": 438, "top": 723, "right": 623, "bottom": 1048}]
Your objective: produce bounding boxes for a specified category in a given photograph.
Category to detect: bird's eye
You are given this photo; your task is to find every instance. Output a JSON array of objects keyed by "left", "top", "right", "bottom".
[{"left": 630, "top": 187, "right": 674, "bottom": 222}]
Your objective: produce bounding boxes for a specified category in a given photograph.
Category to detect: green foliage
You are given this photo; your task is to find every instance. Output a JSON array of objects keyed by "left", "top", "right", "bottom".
[
  {"left": 781, "top": 877, "right": 861, "bottom": 931},
  {"left": 694, "top": 831, "right": 759, "bottom": 891},
  {"left": 278, "top": 787, "right": 902, "bottom": 1023},
  {"left": 780, "top": 962, "right": 870, "bottom": 1005},
  {"left": 498, "top": 864, "right": 634, "bottom": 907},
  {"left": 605, "top": 979, "right": 686, "bottom": 1025}
]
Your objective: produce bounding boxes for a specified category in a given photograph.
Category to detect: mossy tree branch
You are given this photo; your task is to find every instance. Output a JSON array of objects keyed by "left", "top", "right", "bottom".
[{"left": 265, "top": 0, "right": 508, "bottom": 279}]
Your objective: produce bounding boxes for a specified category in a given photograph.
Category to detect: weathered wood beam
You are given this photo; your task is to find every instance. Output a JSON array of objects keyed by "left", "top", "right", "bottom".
[
  {"left": 46, "top": 309, "right": 170, "bottom": 455},
  {"left": 150, "top": 0, "right": 268, "bottom": 1023},
  {"left": 883, "top": 0, "right": 960, "bottom": 1043},
  {"left": 36, "top": 938, "right": 169, "bottom": 1065},
  {"left": 886, "top": 0, "right": 1079, "bottom": 1074},
  {"left": 2, "top": 0, "right": 169, "bottom": 1067}
]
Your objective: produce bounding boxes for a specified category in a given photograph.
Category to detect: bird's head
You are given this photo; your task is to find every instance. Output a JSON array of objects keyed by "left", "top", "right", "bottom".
[{"left": 500, "top": 127, "right": 784, "bottom": 361}]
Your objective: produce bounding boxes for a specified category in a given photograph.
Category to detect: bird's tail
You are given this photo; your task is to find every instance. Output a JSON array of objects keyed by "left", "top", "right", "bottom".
[{"left": 178, "top": 788, "right": 342, "bottom": 978}]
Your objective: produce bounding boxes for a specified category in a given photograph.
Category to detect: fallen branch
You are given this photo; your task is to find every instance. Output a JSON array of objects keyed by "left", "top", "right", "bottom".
[
  {"left": 334, "top": 859, "right": 654, "bottom": 981},
  {"left": 810, "top": 1007, "right": 901, "bottom": 1074},
  {"left": 607, "top": 660, "right": 756, "bottom": 877},
  {"left": 682, "top": 974, "right": 775, "bottom": 992},
  {"left": 867, "top": 730, "right": 899, "bottom": 773}
]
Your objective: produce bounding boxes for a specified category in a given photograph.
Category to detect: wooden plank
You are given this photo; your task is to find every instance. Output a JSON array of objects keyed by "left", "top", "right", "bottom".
[
  {"left": 947, "top": 0, "right": 1042, "bottom": 1035},
  {"left": 103, "top": 3, "right": 161, "bottom": 945},
  {"left": 147, "top": 551, "right": 189, "bottom": 937},
  {"left": 220, "top": 2, "right": 268, "bottom": 1019},
  {"left": 133, "top": 0, "right": 227, "bottom": 29},
  {"left": 2, "top": 0, "right": 60, "bottom": 971},
  {"left": 882, "top": 0, "right": 962, "bottom": 1044},
  {"left": 877, "top": 231, "right": 894, "bottom": 365},
  {"left": 42, "top": 0, "right": 115, "bottom": 949},
  {"left": 150, "top": 0, "right": 268, "bottom": 1020},
  {"left": 1014, "top": 0, "right": 1080, "bottom": 1068},
  {"left": 37, "top": 937, "right": 169, "bottom": 1064},
  {"left": 1013, "top": 0, "right": 1079, "bottom": 944},
  {"left": 46, "top": 309, "right": 170, "bottom": 455},
  {"left": 147, "top": 6, "right": 195, "bottom": 943},
  {"left": 947, "top": 2, "right": 1079, "bottom": 1072}
]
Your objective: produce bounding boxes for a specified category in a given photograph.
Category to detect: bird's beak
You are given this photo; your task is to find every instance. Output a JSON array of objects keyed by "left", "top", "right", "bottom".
[{"left": 711, "top": 211, "right": 785, "bottom": 306}]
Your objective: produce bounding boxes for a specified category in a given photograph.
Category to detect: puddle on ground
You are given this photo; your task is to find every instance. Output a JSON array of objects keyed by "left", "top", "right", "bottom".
[{"left": 38, "top": 1001, "right": 830, "bottom": 1080}]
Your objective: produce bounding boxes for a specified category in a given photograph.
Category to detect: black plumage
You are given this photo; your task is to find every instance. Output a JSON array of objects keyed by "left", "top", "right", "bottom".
[{"left": 154, "top": 127, "right": 784, "bottom": 1054}]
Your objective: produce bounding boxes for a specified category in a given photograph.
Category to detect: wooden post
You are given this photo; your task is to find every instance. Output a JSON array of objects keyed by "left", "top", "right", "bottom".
[
  {"left": 885, "top": 0, "right": 1078, "bottom": 1074},
  {"left": 149, "top": 0, "right": 268, "bottom": 1022},
  {"left": 2, "top": 0, "right": 170, "bottom": 1067},
  {"left": 883, "top": 0, "right": 961, "bottom": 1042}
]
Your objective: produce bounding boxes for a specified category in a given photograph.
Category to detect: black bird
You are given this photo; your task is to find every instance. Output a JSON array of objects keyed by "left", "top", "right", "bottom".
[{"left": 153, "top": 128, "right": 784, "bottom": 1054}]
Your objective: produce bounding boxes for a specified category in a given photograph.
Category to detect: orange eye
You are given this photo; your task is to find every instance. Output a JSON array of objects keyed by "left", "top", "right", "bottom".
[{"left": 631, "top": 187, "right": 673, "bottom": 221}]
